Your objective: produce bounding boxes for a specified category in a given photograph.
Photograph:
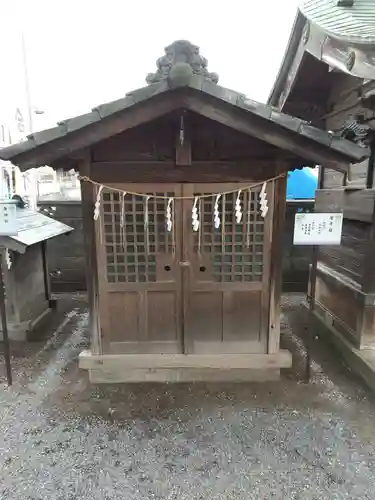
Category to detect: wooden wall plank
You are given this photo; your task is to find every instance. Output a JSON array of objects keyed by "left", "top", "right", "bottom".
[
  {"left": 79, "top": 152, "right": 102, "bottom": 354},
  {"left": 315, "top": 189, "right": 375, "bottom": 223}
]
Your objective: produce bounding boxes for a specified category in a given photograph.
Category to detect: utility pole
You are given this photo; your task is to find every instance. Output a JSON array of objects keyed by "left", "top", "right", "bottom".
[{"left": 21, "top": 32, "right": 33, "bottom": 135}]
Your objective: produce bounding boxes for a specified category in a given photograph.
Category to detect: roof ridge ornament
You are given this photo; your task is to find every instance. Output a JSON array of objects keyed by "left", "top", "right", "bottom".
[{"left": 146, "top": 40, "right": 219, "bottom": 88}]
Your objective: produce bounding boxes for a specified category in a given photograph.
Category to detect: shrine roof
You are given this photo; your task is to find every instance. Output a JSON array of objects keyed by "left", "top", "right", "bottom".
[
  {"left": 269, "top": 1, "right": 375, "bottom": 107},
  {"left": 0, "top": 40, "right": 369, "bottom": 171},
  {"left": 0, "top": 207, "right": 73, "bottom": 254},
  {"left": 300, "top": 0, "right": 375, "bottom": 46}
]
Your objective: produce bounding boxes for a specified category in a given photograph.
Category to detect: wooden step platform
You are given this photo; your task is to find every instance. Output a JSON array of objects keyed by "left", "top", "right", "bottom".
[{"left": 79, "top": 350, "right": 292, "bottom": 383}]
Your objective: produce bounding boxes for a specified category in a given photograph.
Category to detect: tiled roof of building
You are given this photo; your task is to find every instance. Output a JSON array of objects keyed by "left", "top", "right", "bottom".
[{"left": 300, "top": 0, "right": 375, "bottom": 45}]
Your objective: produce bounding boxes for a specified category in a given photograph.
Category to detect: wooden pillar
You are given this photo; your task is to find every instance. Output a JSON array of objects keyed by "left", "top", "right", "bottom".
[
  {"left": 362, "top": 142, "right": 375, "bottom": 294},
  {"left": 268, "top": 174, "right": 287, "bottom": 353},
  {"left": 79, "top": 152, "right": 102, "bottom": 354},
  {"left": 41, "top": 240, "right": 53, "bottom": 306},
  {"left": 308, "top": 164, "right": 325, "bottom": 309}
]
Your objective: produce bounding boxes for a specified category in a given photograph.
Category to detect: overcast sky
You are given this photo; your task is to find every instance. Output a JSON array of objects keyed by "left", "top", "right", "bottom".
[{"left": 2, "top": 0, "right": 300, "bottom": 132}]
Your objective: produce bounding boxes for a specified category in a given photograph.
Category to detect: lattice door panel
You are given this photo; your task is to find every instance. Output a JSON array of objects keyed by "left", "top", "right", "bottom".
[
  {"left": 192, "top": 188, "right": 265, "bottom": 283},
  {"left": 102, "top": 190, "right": 178, "bottom": 284}
]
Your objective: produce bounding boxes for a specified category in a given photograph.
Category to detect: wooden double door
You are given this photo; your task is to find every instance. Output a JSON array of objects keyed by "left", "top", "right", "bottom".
[{"left": 99, "top": 183, "right": 273, "bottom": 355}]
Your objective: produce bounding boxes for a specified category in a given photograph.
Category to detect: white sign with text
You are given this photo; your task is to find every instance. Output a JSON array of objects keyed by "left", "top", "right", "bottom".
[
  {"left": 0, "top": 202, "right": 18, "bottom": 236},
  {"left": 293, "top": 213, "right": 343, "bottom": 246}
]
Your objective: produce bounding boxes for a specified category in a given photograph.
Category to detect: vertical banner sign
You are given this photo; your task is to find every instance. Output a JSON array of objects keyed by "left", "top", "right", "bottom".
[{"left": 293, "top": 213, "right": 343, "bottom": 246}]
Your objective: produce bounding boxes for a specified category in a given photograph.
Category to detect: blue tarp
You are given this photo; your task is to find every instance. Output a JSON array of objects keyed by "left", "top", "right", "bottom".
[{"left": 286, "top": 167, "right": 318, "bottom": 200}]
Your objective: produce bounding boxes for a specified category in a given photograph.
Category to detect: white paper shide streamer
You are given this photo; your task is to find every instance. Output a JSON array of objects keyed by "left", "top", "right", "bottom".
[
  {"left": 144, "top": 196, "right": 150, "bottom": 229},
  {"left": 5, "top": 249, "right": 11, "bottom": 270},
  {"left": 259, "top": 182, "right": 268, "bottom": 218},
  {"left": 192, "top": 197, "right": 199, "bottom": 232},
  {"left": 120, "top": 192, "right": 127, "bottom": 249},
  {"left": 144, "top": 195, "right": 151, "bottom": 253},
  {"left": 214, "top": 194, "right": 221, "bottom": 229},
  {"left": 235, "top": 190, "right": 242, "bottom": 224},
  {"left": 120, "top": 192, "right": 127, "bottom": 228},
  {"left": 93, "top": 185, "right": 104, "bottom": 220},
  {"left": 166, "top": 198, "right": 173, "bottom": 232}
]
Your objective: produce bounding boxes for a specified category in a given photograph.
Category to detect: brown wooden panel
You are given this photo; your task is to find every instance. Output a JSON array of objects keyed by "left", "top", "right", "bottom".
[
  {"left": 347, "top": 159, "right": 369, "bottom": 188},
  {"left": 229, "top": 291, "right": 261, "bottom": 342},
  {"left": 108, "top": 292, "right": 140, "bottom": 342},
  {"left": 18, "top": 92, "right": 186, "bottom": 170},
  {"left": 315, "top": 274, "right": 359, "bottom": 333},
  {"left": 187, "top": 292, "right": 223, "bottom": 344},
  {"left": 315, "top": 189, "right": 344, "bottom": 213},
  {"left": 108, "top": 341, "right": 180, "bottom": 355},
  {"left": 343, "top": 190, "right": 375, "bottom": 222},
  {"left": 91, "top": 117, "right": 175, "bottom": 162},
  {"left": 147, "top": 292, "right": 178, "bottom": 341},
  {"left": 315, "top": 188, "right": 375, "bottom": 223},
  {"left": 318, "top": 220, "right": 370, "bottom": 286},
  {"left": 323, "top": 169, "right": 345, "bottom": 188}
]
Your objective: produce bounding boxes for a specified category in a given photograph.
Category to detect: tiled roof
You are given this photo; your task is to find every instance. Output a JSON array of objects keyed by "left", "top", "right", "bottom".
[
  {"left": 0, "top": 76, "right": 368, "bottom": 167},
  {"left": 0, "top": 208, "right": 73, "bottom": 253},
  {"left": 300, "top": 0, "right": 375, "bottom": 45}
]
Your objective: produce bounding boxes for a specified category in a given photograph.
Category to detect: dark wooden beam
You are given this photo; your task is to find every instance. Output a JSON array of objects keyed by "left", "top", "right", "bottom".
[
  {"left": 90, "top": 161, "right": 282, "bottom": 184},
  {"left": 175, "top": 111, "right": 191, "bottom": 166},
  {"left": 79, "top": 151, "right": 102, "bottom": 354},
  {"left": 183, "top": 93, "right": 351, "bottom": 172},
  {"left": 51, "top": 158, "right": 79, "bottom": 171},
  {"left": 41, "top": 241, "right": 52, "bottom": 303},
  {"left": 366, "top": 140, "right": 375, "bottom": 188}
]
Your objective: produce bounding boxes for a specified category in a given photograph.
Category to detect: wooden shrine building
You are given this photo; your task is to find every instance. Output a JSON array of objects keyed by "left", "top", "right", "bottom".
[
  {"left": 0, "top": 40, "right": 368, "bottom": 383},
  {"left": 0, "top": 205, "right": 73, "bottom": 341},
  {"left": 269, "top": 1, "right": 375, "bottom": 387}
]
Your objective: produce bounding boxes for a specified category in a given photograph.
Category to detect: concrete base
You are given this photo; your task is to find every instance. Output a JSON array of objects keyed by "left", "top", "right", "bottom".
[
  {"left": 308, "top": 303, "right": 375, "bottom": 392},
  {"left": 0, "top": 305, "right": 54, "bottom": 341},
  {"left": 79, "top": 350, "right": 292, "bottom": 384}
]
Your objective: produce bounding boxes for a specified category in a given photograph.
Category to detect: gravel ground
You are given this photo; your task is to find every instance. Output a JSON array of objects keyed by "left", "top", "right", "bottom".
[{"left": 0, "top": 293, "right": 375, "bottom": 499}]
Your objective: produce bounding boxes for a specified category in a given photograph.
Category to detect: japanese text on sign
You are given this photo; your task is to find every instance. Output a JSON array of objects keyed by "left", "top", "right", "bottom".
[
  {"left": 293, "top": 213, "right": 343, "bottom": 246},
  {"left": 0, "top": 203, "right": 18, "bottom": 236}
]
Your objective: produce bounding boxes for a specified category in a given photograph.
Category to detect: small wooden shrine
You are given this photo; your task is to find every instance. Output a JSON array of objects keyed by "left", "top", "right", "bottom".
[
  {"left": 0, "top": 40, "right": 367, "bottom": 382},
  {"left": 0, "top": 205, "right": 73, "bottom": 340}
]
